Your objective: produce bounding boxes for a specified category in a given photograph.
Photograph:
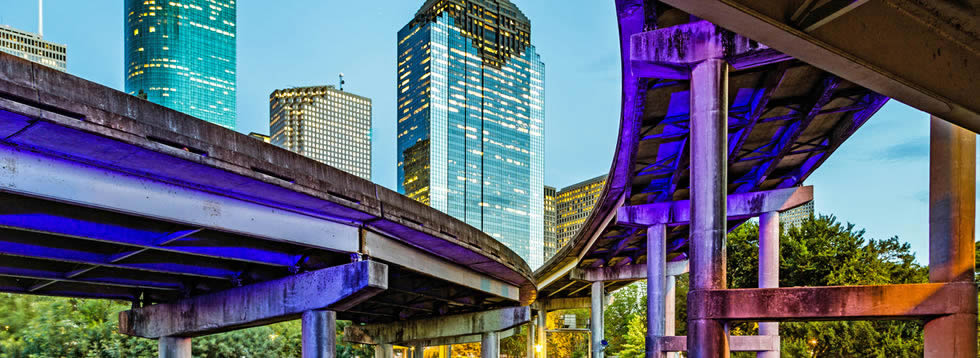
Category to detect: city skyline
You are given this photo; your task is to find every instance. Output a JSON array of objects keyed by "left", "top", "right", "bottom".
[{"left": 0, "top": 0, "right": 956, "bottom": 264}]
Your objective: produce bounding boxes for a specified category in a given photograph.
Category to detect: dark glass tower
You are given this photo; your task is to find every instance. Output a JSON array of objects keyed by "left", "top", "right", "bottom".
[
  {"left": 397, "top": 0, "right": 546, "bottom": 268},
  {"left": 125, "top": 0, "right": 237, "bottom": 129}
]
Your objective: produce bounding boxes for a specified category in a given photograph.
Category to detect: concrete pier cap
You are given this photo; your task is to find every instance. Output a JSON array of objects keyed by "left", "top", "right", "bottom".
[{"left": 630, "top": 20, "right": 785, "bottom": 79}]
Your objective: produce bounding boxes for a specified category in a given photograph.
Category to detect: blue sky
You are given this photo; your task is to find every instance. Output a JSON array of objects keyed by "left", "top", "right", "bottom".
[{"left": 0, "top": 0, "right": 971, "bottom": 263}]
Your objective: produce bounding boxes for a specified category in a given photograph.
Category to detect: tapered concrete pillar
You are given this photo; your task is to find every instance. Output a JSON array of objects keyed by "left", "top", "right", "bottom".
[
  {"left": 159, "top": 337, "right": 191, "bottom": 358},
  {"left": 537, "top": 311, "right": 547, "bottom": 358},
  {"left": 302, "top": 310, "right": 336, "bottom": 358},
  {"left": 688, "top": 57, "right": 730, "bottom": 358},
  {"left": 924, "top": 116, "right": 977, "bottom": 358},
  {"left": 665, "top": 275, "right": 678, "bottom": 358},
  {"left": 757, "top": 212, "right": 780, "bottom": 358},
  {"left": 375, "top": 344, "right": 394, "bottom": 358},
  {"left": 591, "top": 281, "right": 605, "bottom": 358},
  {"left": 481, "top": 331, "right": 499, "bottom": 358},
  {"left": 646, "top": 224, "right": 667, "bottom": 358}
]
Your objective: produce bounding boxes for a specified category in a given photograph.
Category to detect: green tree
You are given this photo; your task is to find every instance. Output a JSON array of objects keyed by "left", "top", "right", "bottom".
[
  {"left": 723, "top": 215, "right": 929, "bottom": 357},
  {"left": 0, "top": 294, "right": 372, "bottom": 358},
  {"left": 604, "top": 281, "right": 646, "bottom": 353},
  {"left": 617, "top": 314, "right": 647, "bottom": 358}
]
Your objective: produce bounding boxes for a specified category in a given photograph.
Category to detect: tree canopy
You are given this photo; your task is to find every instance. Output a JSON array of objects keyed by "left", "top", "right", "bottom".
[{"left": 608, "top": 214, "right": 938, "bottom": 358}]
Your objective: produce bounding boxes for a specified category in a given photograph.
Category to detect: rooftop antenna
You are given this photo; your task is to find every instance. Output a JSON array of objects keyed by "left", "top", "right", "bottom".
[
  {"left": 339, "top": 73, "right": 345, "bottom": 91},
  {"left": 38, "top": 0, "right": 43, "bottom": 37}
]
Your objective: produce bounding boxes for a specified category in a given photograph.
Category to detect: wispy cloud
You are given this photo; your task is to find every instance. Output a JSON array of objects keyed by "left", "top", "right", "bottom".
[{"left": 875, "top": 136, "right": 928, "bottom": 161}]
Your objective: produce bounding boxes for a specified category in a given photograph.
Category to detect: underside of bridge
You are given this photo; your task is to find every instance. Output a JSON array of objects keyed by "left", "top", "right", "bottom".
[
  {"left": 0, "top": 51, "right": 536, "bottom": 357},
  {"left": 534, "top": 1, "right": 976, "bottom": 358}
]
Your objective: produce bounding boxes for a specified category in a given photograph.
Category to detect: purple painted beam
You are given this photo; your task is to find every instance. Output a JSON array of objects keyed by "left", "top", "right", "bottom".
[
  {"left": 119, "top": 260, "right": 387, "bottom": 338},
  {"left": 688, "top": 282, "right": 977, "bottom": 321},
  {"left": 617, "top": 186, "right": 813, "bottom": 226}
]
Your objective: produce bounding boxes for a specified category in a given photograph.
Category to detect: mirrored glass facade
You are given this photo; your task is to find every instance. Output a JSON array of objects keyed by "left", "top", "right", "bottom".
[
  {"left": 397, "top": 0, "right": 545, "bottom": 268},
  {"left": 125, "top": 0, "right": 236, "bottom": 129}
]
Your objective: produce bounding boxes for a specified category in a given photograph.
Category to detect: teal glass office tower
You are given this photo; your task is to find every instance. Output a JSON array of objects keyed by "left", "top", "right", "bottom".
[
  {"left": 125, "top": 0, "right": 237, "bottom": 129},
  {"left": 397, "top": 0, "right": 545, "bottom": 268}
]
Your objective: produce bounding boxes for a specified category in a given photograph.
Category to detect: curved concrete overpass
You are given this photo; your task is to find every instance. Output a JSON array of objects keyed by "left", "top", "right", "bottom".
[{"left": 0, "top": 52, "right": 534, "bottom": 356}]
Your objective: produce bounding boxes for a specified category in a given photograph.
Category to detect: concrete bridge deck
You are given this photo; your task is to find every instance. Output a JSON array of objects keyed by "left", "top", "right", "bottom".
[{"left": 0, "top": 51, "right": 535, "bottom": 354}]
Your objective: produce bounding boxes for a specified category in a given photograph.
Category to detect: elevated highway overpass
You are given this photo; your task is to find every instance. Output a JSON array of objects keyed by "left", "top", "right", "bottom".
[
  {"left": 0, "top": 51, "right": 534, "bottom": 357},
  {"left": 533, "top": 1, "right": 976, "bottom": 358}
]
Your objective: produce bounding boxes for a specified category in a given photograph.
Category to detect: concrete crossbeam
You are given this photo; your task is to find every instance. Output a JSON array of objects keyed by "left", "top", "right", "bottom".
[
  {"left": 571, "top": 260, "right": 689, "bottom": 282},
  {"left": 537, "top": 297, "right": 591, "bottom": 311},
  {"left": 657, "top": 335, "right": 779, "bottom": 352},
  {"left": 688, "top": 282, "right": 977, "bottom": 321},
  {"left": 344, "top": 306, "right": 529, "bottom": 345},
  {"left": 119, "top": 260, "right": 388, "bottom": 338},
  {"left": 629, "top": 20, "right": 787, "bottom": 79},
  {"left": 412, "top": 328, "right": 514, "bottom": 348},
  {"left": 617, "top": 186, "right": 812, "bottom": 227}
]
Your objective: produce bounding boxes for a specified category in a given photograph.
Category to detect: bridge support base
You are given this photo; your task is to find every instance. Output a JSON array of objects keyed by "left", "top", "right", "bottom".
[
  {"left": 591, "top": 281, "right": 605, "bottom": 358},
  {"left": 757, "top": 211, "right": 780, "bottom": 358},
  {"left": 302, "top": 310, "right": 336, "bottom": 358},
  {"left": 688, "top": 53, "right": 731, "bottom": 358},
  {"left": 481, "top": 331, "right": 499, "bottom": 358},
  {"left": 375, "top": 344, "right": 393, "bottom": 358},
  {"left": 159, "top": 337, "right": 191, "bottom": 358}
]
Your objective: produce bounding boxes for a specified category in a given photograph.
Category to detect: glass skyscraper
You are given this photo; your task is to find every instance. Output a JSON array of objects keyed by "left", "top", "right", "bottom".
[
  {"left": 270, "top": 85, "right": 373, "bottom": 180},
  {"left": 124, "top": 0, "right": 237, "bottom": 129},
  {"left": 397, "top": 0, "right": 545, "bottom": 268}
]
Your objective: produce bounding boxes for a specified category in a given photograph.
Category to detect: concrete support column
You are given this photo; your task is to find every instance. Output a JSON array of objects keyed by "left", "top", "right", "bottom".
[
  {"left": 924, "top": 116, "right": 977, "bottom": 358},
  {"left": 302, "top": 310, "right": 336, "bottom": 358},
  {"left": 665, "top": 275, "right": 678, "bottom": 358},
  {"left": 446, "top": 345, "right": 452, "bottom": 358},
  {"left": 591, "top": 281, "right": 605, "bottom": 358},
  {"left": 375, "top": 344, "right": 394, "bottom": 358},
  {"left": 481, "top": 331, "right": 499, "bottom": 358},
  {"left": 646, "top": 224, "right": 667, "bottom": 358},
  {"left": 537, "top": 311, "right": 547, "bottom": 358},
  {"left": 527, "top": 321, "right": 536, "bottom": 358},
  {"left": 159, "top": 337, "right": 191, "bottom": 358},
  {"left": 688, "top": 57, "right": 730, "bottom": 358},
  {"left": 757, "top": 212, "right": 780, "bottom": 358}
]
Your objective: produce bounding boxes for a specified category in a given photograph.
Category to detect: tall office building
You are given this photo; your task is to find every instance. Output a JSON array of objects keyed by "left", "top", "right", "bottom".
[
  {"left": 270, "top": 86, "right": 372, "bottom": 180},
  {"left": 780, "top": 200, "right": 815, "bottom": 228},
  {"left": 397, "top": 0, "right": 546, "bottom": 268},
  {"left": 554, "top": 175, "right": 606, "bottom": 257},
  {"left": 0, "top": 26, "right": 66, "bottom": 71},
  {"left": 124, "top": 0, "right": 237, "bottom": 129},
  {"left": 543, "top": 186, "right": 558, "bottom": 261}
]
